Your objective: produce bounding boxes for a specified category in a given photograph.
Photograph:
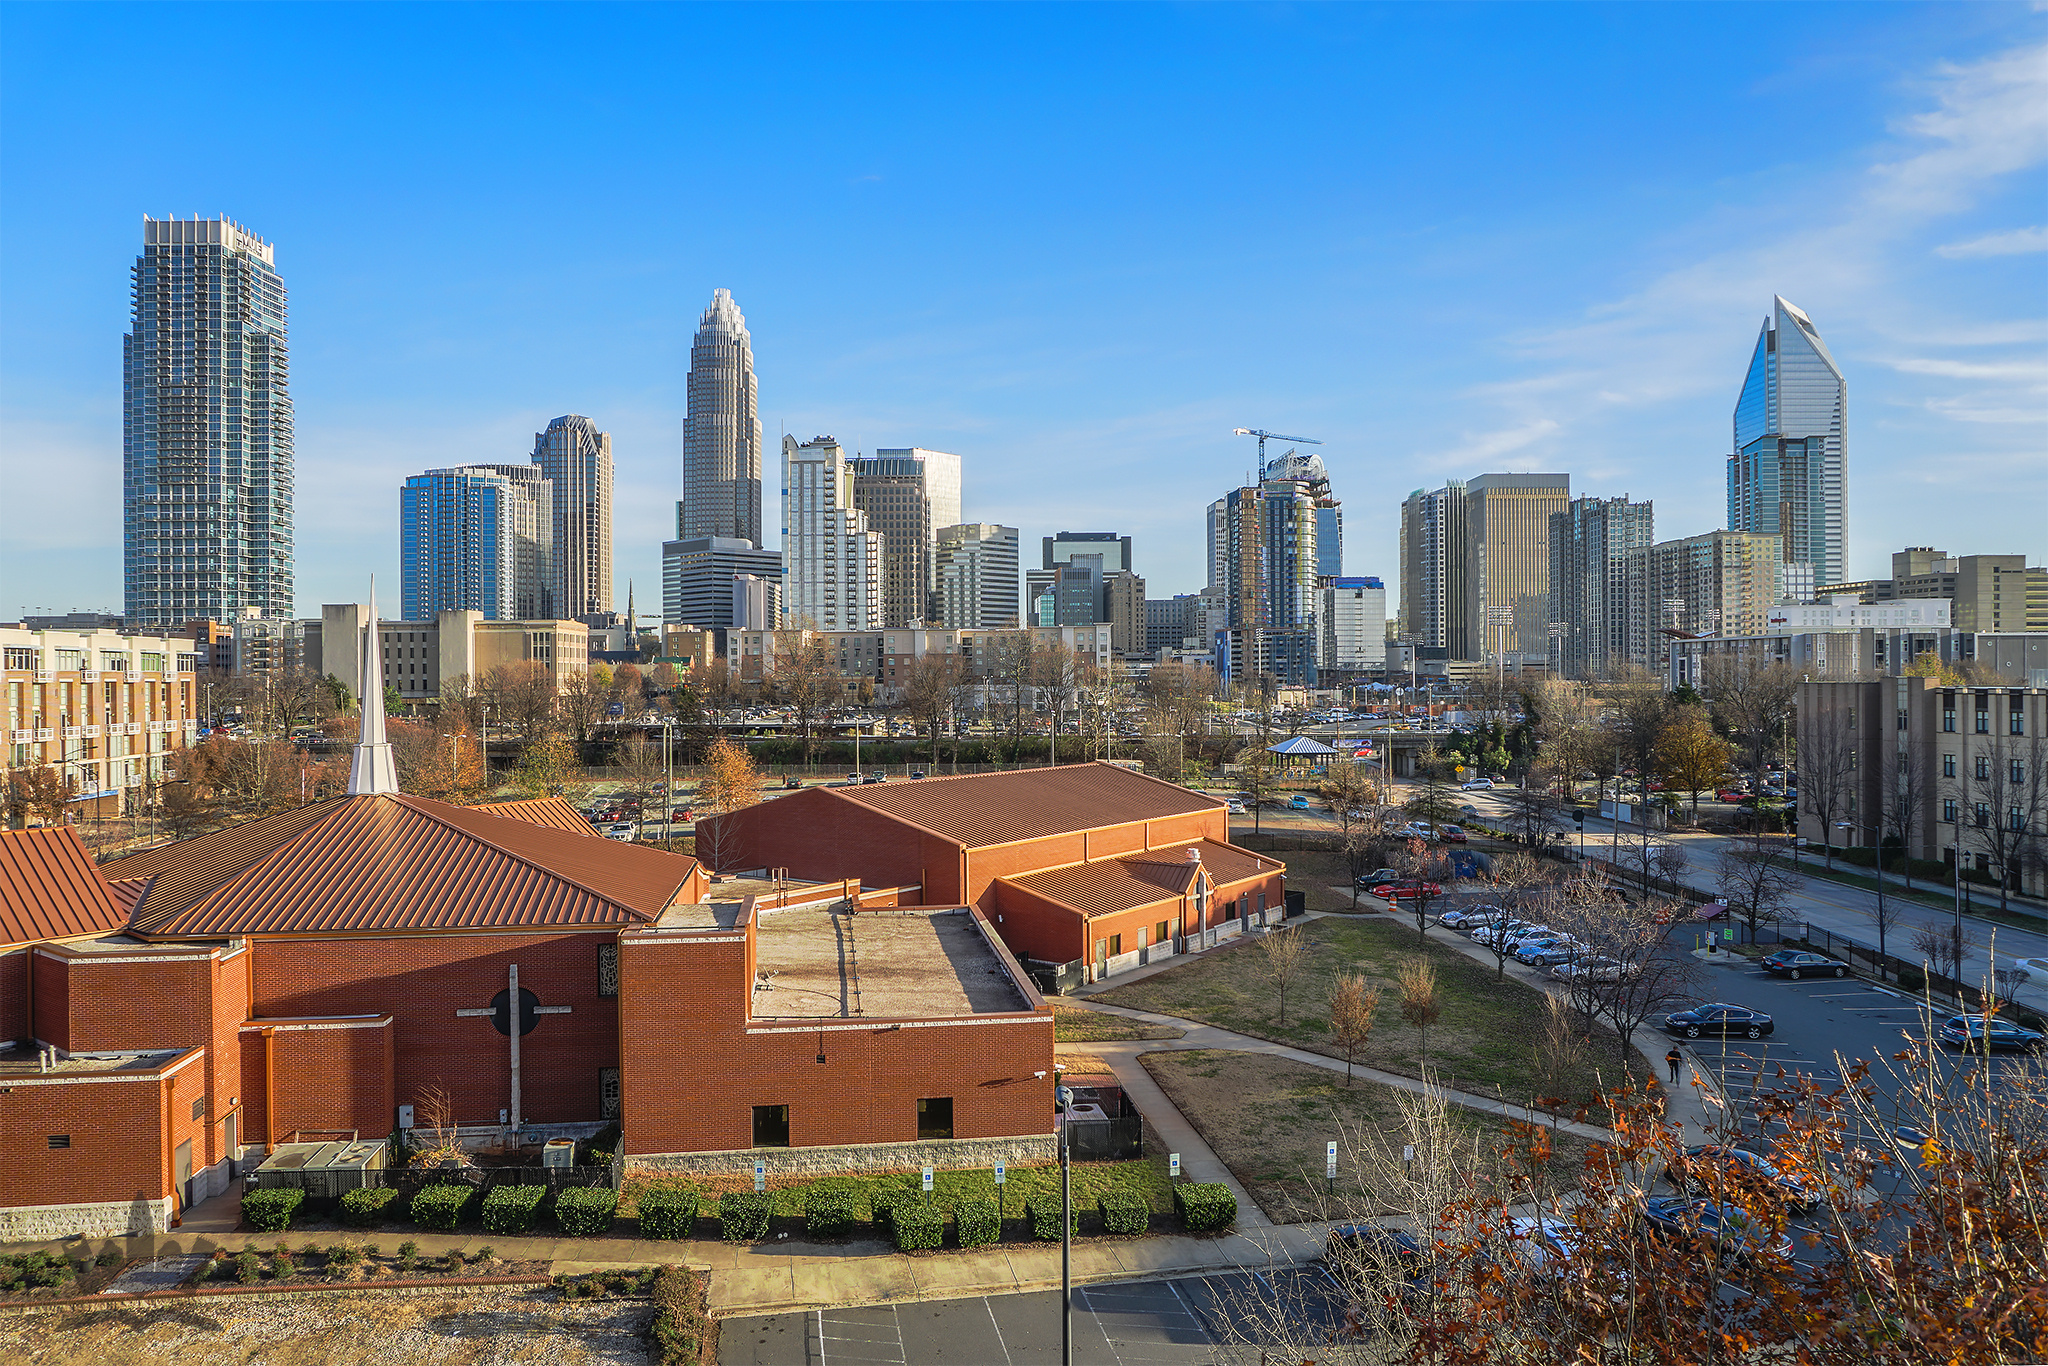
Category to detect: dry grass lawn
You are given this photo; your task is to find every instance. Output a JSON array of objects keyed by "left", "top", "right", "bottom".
[
  {"left": 1051, "top": 1002, "right": 1185, "bottom": 1042},
  {"left": 1096, "top": 916, "right": 1647, "bottom": 1112},
  {"left": 0, "top": 1285, "right": 656, "bottom": 1365},
  {"left": 1144, "top": 1049, "right": 1599, "bottom": 1224}
]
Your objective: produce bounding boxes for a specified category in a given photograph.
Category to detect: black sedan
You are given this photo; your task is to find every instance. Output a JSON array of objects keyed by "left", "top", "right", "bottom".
[
  {"left": 1664, "top": 1003, "right": 1775, "bottom": 1040},
  {"left": 1324, "top": 1223, "right": 1426, "bottom": 1300},
  {"left": 1759, "top": 950, "right": 1850, "bottom": 980},
  {"left": 1638, "top": 1196, "right": 1793, "bottom": 1265},
  {"left": 1935, "top": 1014, "right": 2046, "bottom": 1054},
  {"left": 1665, "top": 1145, "right": 1820, "bottom": 1215}
]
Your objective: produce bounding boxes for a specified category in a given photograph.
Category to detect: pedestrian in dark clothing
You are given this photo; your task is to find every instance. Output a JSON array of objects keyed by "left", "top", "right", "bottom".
[{"left": 1666, "top": 1047, "right": 1683, "bottom": 1084}]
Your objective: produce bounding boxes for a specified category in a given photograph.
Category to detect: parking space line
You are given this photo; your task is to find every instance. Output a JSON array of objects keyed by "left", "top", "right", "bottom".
[{"left": 981, "top": 1297, "right": 1015, "bottom": 1366}]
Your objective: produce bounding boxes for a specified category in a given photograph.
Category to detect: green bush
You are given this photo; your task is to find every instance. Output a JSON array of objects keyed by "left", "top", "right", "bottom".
[
  {"left": 339, "top": 1186, "right": 400, "bottom": 1228},
  {"left": 409, "top": 1183, "right": 476, "bottom": 1231},
  {"left": 1173, "top": 1182, "right": 1237, "bottom": 1233},
  {"left": 1098, "top": 1190, "right": 1148, "bottom": 1236},
  {"left": 555, "top": 1186, "right": 618, "bottom": 1237},
  {"left": 1025, "top": 1197, "right": 1077, "bottom": 1242},
  {"left": 954, "top": 1197, "right": 1000, "bottom": 1248},
  {"left": 890, "top": 1198, "right": 943, "bottom": 1252},
  {"left": 235, "top": 1251, "right": 264, "bottom": 1284},
  {"left": 804, "top": 1186, "right": 859, "bottom": 1240},
  {"left": 868, "top": 1185, "right": 915, "bottom": 1237},
  {"left": 637, "top": 1188, "right": 700, "bottom": 1240},
  {"left": 650, "top": 1264, "right": 709, "bottom": 1365},
  {"left": 719, "top": 1191, "right": 771, "bottom": 1242},
  {"left": 241, "top": 1187, "right": 304, "bottom": 1233},
  {"left": 481, "top": 1183, "right": 547, "bottom": 1236},
  {"left": 1896, "top": 965, "right": 1927, "bottom": 994}
]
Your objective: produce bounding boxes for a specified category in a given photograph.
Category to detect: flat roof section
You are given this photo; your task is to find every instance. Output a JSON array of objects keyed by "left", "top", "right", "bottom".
[
  {"left": 752, "top": 908, "right": 1032, "bottom": 1020},
  {"left": 0, "top": 1045, "right": 190, "bottom": 1077},
  {"left": 653, "top": 903, "right": 748, "bottom": 931}
]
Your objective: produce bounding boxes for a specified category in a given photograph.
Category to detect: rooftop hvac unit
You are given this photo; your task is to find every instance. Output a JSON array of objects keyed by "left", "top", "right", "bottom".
[
  {"left": 541, "top": 1139, "right": 577, "bottom": 1170},
  {"left": 252, "top": 1137, "right": 387, "bottom": 1199}
]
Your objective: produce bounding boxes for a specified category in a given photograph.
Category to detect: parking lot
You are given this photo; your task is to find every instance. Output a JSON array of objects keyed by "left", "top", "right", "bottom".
[{"left": 718, "top": 1269, "right": 1347, "bottom": 1365}]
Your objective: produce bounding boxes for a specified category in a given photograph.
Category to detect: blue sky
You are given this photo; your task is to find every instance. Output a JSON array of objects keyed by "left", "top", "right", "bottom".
[{"left": 3, "top": 2, "right": 2043, "bottom": 620}]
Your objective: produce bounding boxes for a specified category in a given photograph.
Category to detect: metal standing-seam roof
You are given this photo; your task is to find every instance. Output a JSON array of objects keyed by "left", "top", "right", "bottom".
[
  {"left": 0, "top": 826, "right": 133, "bottom": 947},
  {"left": 1266, "top": 735, "right": 1341, "bottom": 756},
  {"left": 825, "top": 763, "right": 1223, "bottom": 849},
  {"left": 108, "top": 793, "right": 701, "bottom": 939},
  {"left": 471, "top": 795, "right": 600, "bottom": 835},
  {"left": 1000, "top": 839, "right": 1278, "bottom": 918}
]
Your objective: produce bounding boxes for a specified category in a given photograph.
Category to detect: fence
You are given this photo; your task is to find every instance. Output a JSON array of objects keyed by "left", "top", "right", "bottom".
[
  {"left": 1063, "top": 1093, "right": 1145, "bottom": 1162},
  {"left": 369, "top": 1163, "right": 619, "bottom": 1200}
]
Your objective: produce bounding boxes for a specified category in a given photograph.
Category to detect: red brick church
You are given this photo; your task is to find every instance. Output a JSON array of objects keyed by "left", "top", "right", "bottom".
[{"left": 0, "top": 610, "right": 1277, "bottom": 1238}]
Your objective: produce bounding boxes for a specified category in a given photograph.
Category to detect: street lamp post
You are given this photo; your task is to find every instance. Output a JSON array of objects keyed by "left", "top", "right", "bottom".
[{"left": 1056, "top": 1078, "right": 1073, "bottom": 1366}]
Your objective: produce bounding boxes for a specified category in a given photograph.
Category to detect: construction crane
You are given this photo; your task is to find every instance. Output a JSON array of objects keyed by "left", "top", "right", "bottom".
[{"left": 1232, "top": 428, "right": 1324, "bottom": 464}]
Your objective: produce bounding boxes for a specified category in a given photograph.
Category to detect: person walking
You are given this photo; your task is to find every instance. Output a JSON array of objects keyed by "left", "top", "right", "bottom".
[{"left": 1666, "top": 1046, "right": 1684, "bottom": 1084}]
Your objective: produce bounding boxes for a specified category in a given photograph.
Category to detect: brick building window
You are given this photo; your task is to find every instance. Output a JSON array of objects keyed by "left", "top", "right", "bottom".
[
  {"left": 599, "top": 1068, "right": 621, "bottom": 1119},
  {"left": 1154, "top": 920, "right": 1169, "bottom": 945},
  {"left": 1943, "top": 799, "right": 1958, "bottom": 824},
  {"left": 1106, "top": 934, "right": 1122, "bottom": 957},
  {"left": 752, "top": 1105, "right": 789, "bottom": 1148},
  {"left": 917, "top": 1097, "right": 954, "bottom": 1140},
  {"left": 47, "top": 1135, "right": 70, "bottom": 1150},
  {"left": 1944, "top": 754, "right": 1956, "bottom": 778},
  {"left": 597, "top": 944, "right": 619, "bottom": 998}
]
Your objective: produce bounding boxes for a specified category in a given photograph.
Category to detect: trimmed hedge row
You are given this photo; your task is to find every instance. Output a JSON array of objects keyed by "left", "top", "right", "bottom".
[
  {"left": 481, "top": 1184, "right": 547, "bottom": 1236},
  {"left": 719, "top": 1192, "right": 771, "bottom": 1242},
  {"left": 409, "top": 1184, "right": 476, "bottom": 1231},
  {"left": 954, "top": 1197, "right": 1000, "bottom": 1249},
  {"left": 1025, "top": 1198, "right": 1077, "bottom": 1242},
  {"left": 638, "top": 1189, "right": 699, "bottom": 1240},
  {"left": 240, "top": 1188, "right": 303, "bottom": 1232},
  {"left": 890, "top": 1199, "right": 943, "bottom": 1252},
  {"left": 1173, "top": 1182, "right": 1236, "bottom": 1233},
  {"left": 556, "top": 1186, "right": 619, "bottom": 1237},
  {"left": 805, "top": 1187, "right": 859, "bottom": 1240},
  {"left": 649, "top": 1264, "right": 709, "bottom": 1365},
  {"left": 339, "top": 1187, "right": 400, "bottom": 1227},
  {"left": 1099, "top": 1190, "right": 1148, "bottom": 1236}
]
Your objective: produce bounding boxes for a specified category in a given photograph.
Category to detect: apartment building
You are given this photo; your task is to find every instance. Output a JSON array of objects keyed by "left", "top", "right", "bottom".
[{"left": 3, "top": 626, "right": 202, "bottom": 818}]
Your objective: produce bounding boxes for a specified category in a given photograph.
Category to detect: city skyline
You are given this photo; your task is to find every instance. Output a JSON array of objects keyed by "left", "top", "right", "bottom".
[{"left": 4, "top": 7, "right": 2043, "bottom": 617}]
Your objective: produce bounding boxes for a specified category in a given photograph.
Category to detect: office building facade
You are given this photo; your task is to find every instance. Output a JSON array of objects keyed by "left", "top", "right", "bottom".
[
  {"left": 1263, "top": 451, "right": 1342, "bottom": 579},
  {"left": 1548, "top": 495, "right": 1654, "bottom": 679},
  {"left": 660, "top": 534, "right": 784, "bottom": 629},
  {"left": 681, "top": 289, "right": 763, "bottom": 546},
  {"left": 1833, "top": 549, "right": 2046, "bottom": 634},
  {"left": 780, "top": 436, "right": 882, "bottom": 631},
  {"left": 1399, "top": 482, "right": 1469, "bottom": 658},
  {"left": 1624, "top": 530, "right": 1784, "bottom": 675},
  {"left": 1728, "top": 295, "right": 1847, "bottom": 588},
  {"left": 851, "top": 448, "right": 962, "bottom": 628},
  {"left": 1466, "top": 473, "right": 1570, "bottom": 663},
  {"left": 1043, "top": 532, "right": 1133, "bottom": 574},
  {"left": 399, "top": 465, "right": 551, "bottom": 622},
  {"left": 530, "top": 415, "right": 612, "bottom": 619},
  {"left": 1319, "top": 577, "right": 1386, "bottom": 672},
  {"left": 933, "top": 523, "right": 1020, "bottom": 630},
  {"left": 3, "top": 626, "right": 202, "bottom": 817},
  {"left": 123, "top": 217, "right": 295, "bottom": 628}
]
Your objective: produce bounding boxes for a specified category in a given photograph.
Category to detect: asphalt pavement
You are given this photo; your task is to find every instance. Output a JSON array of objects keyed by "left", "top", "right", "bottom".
[{"left": 719, "top": 1268, "right": 1346, "bottom": 1365}]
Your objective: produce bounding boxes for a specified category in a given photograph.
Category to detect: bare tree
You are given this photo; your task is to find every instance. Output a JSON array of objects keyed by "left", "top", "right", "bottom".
[
  {"left": 1547, "top": 886, "right": 1700, "bottom": 1057},
  {"left": 479, "top": 662, "right": 557, "bottom": 741},
  {"left": 555, "top": 668, "right": 613, "bottom": 744},
  {"left": 1881, "top": 739, "right": 1930, "bottom": 893},
  {"left": 1602, "top": 665, "right": 1670, "bottom": 802},
  {"left": 1528, "top": 676, "right": 1604, "bottom": 804},
  {"left": 1799, "top": 710, "right": 1857, "bottom": 871},
  {"left": 1033, "top": 645, "right": 1089, "bottom": 766},
  {"left": 1714, "top": 831, "right": 1799, "bottom": 945},
  {"left": 1913, "top": 922, "right": 1968, "bottom": 994},
  {"left": 1496, "top": 782, "right": 1568, "bottom": 850},
  {"left": 770, "top": 628, "right": 841, "bottom": 762},
  {"left": 1702, "top": 657, "right": 1799, "bottom": 779},
  {"left": 1392, "top": 837, "right": 1453, "bottom": 942},
  {"left": 1964, "top": 732, "right": 2048, "bottom": 914},
  {"left": 1258, "top": 925, "right": 1309, "bottom": 1027},
  {"left": 1329, "top": 974, "right": 1382, "bottom": 1086},
  {"left": 899, "top": 652, "right": 965, "bottom": 770},
  {"left": 1530, "top": 993, "right": 1590, "bottom": 1119}
]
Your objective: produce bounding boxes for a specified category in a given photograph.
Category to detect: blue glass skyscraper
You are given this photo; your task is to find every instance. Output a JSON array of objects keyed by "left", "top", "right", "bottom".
[
  {"left": 1727, "top": 296, "right": 1847, "bottom": 588},
  {"left": 399, "top": 465, "right": 551, "bottom": 621},
  {"left": 123, "top": 218, "right": 294, "bottom": 627}
]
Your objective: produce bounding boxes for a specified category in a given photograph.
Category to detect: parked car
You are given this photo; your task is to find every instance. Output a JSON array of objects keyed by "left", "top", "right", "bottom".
[
  {"left": 783, "top": 777, "right": 806, "bottom": 789},
  {"left": 1460, "top": 778, "right": 1495, "bottom": 790},
  {"left": 1438, "top": 824, "right": 1468, "bottom": 843},
  {"left": 1225, "top": 799, "right": 1247, "bottom": 814},
  {"left": 1324, "top": 1224, "right": 1426, "bottom": 1300},
  {"left": 1354, "top": 867, "right": 1404, "bottom": 889},
  {"left": 1759, "top": 949, "right": 1850, "bottom": 980},
  {"left": 1520, "top": 941, "right": 1584, "bottom": 968},
  {"left": 597, "top": 823, "right": 636, "bottom": 842},
  {"left": 909, "top": 771, "right": 927, "bottom": 779},
  {"left": 1370, "top": 881, "right": 1444, "bottom": 901},
  {"left": 1665, "top": 1145, "right": 1820, "bottom": 1215},
  {"left": 1664, "top": 1003, "right": 1776, "bottom": 1040},
  {"left": 1439, "top": 904, "right": 1503, "bottom": 928},
  {"left": 1552, "top": 956, "right": 1625, "bottom": 983},
  {"left": 1935, "top": 1014, "right": 2047, "bottom": 1054},
  {"left": 1716, "top": 789, "right": 1748, "bottom": 804},
  {"left": 1638, "top": 1196, "right": 1794, "bottom": 1265},
  {"left": 1289, "top": 794, "right": 1312, "bottom": 810},
  {"left": 1475, "top": 920, "right": 1548, "bottom": 948},
  {"left": 862, "top": 773, "right": 888, "bottom": 784}
]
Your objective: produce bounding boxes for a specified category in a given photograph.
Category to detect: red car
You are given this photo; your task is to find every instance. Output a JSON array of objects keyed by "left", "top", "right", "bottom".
[
  {"left": 1438, "top": 825, "right": 1468, "bottom": 843},
  {"left": 1371, "top": 881, "right": 1445, "bottom": 900},
  {"left": 1716, "top": 789, "right": 1747, "bottom": 804}
]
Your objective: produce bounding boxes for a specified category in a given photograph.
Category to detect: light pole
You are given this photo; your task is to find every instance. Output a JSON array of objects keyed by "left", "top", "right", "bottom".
[{"left": 1055, "top": 1077, "right": 1073, "bottom": 1366}]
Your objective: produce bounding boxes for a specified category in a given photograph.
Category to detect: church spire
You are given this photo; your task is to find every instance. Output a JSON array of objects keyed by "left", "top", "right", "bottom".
[{"left": 347, "top": 578, "right": 400, "bottom": 795}]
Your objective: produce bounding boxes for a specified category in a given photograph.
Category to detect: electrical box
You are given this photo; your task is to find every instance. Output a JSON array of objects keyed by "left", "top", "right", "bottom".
[{"left": 541, "top": 1139, "right": 576, "bottom": 1170}]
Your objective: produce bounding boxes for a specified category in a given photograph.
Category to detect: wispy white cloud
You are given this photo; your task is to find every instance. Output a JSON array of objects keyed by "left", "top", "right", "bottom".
[
  {"left": 1889, "top": 356, "right": 2048, "bottom": 381},
  {"left": 1934, "top": 225, "right": 2048, "bottom": 257}
]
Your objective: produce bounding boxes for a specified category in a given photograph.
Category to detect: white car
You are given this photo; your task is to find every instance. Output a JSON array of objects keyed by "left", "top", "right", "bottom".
[
  {"left": 1439, "top": 904, "right": 1504, "bottom": 928},
  {"left": 1460, "top": 778, "right": 1495, "bottom": 790},
  {"left": 1225, "top": 800, "right": 1247, "bottom": 815},
  {"left": 1552, "top": 957, "right": 1626, "bottom": 983},
  {"left": 598, "top": 823, "right": 637, "bottom": 842}
]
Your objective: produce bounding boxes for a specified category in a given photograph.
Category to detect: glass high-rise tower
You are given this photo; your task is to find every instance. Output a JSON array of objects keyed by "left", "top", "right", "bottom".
[
  {"left": 1727, "top": 295, "right": 1846, "bottom": 588},
  {"left": 123, "top": 217, "right": 294, "bottom": 627},
  {"left": 531, "top": 415, "right": 613, "bottom": 619},
  {"left": 681, "top": 289, "right": 763, "bottom": 546},
  {"left": 399, "top": 465, "right": 552, "bottom": 621}
]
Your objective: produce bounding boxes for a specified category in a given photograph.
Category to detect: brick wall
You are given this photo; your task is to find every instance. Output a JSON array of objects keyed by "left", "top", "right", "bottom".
[
  {"left": 702, "top": 790, "right": 955, "bottom": 898},
  {"left": 248, "top": 930, "right": 622, "bottom": 1129},
  {"left": 0, "top": 1054, "right": 203, "bottom": 1217},
  {"left": 0, "top": 948, "right": 25, "bottom": 1042},
  {"left": 617, "top": 925, "right": 1054, "bottom": 1157},
  {"left": 238, "top": 1018, "right": 395, "bottom": 1147}
]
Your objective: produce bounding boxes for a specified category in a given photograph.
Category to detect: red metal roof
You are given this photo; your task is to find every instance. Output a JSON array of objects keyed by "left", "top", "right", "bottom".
[
  {"left": 0, "top": 827, "right": 133, "bottom": 948},
  {"left": 113, "top": 794, "right": 702, "bottom": 939},
  {"left": 1000, "top": 839, "right": 1277, "bottom": 918},
  {"left": 471, "top": 796, "right": 599, "bottom": 835},
  {"left": 824, "top": 763, "right": 1223, "bottom": 849}
]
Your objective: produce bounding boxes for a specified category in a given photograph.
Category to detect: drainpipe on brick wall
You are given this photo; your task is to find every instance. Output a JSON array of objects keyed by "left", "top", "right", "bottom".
[{"left": 262, "top": 1026, "right": 278, "bottom": 1149}]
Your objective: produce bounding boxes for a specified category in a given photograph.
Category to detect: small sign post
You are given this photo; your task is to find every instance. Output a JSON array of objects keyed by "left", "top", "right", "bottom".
[
  {"left": 994, "top": 1161, "right": 1006, "bottom": 1187},
  {"left": 1403, "top": 1144, "right": 1415, "bottom": 1179},
  {"left": 922, "top": 1166, "right": 934, "bottom": 1194},
  {"left": 753, "top": 1160, "right": 766, "bottom": 1194},
  {"left": 1326, "top": 1140, "right": 1338, "bottom": 1192},
  {"left": 1169, "top": 1152, "right": 1181, "bottom": 1180}
]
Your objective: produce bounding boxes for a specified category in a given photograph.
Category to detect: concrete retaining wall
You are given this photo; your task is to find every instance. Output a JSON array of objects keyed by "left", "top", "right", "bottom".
[
  {"left": 627, "top": 1132, "right": 1057, "bottom": 1178},
  {"left": 0, "top": 1196, "right": 173, "bottom": 1242}
]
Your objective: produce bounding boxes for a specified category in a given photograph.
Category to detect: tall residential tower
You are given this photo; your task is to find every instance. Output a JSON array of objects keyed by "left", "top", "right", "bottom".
[
  {"left": 681, "top": 289, "right": 763, "bottom": 546},
  {"left": 531, "top": 415, "right": 613, "bottom": 618},
  {"left": 123, "top": 217, "right": 295, "bottom": 627},
  {"left": 850, "top": 447, "right": 962, "bottom": 627},
  {"left": 399, "top": 465, "right": 552, "bottom": 621},
  {"left": 1727, "top": 296, "right": 1846, "bottom": 588}
]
